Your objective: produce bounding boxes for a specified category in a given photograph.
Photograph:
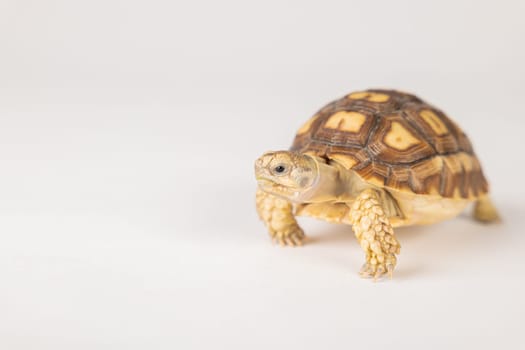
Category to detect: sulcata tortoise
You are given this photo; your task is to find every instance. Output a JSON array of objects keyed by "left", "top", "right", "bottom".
[{"left": 254, "top": 89, "right": 499, "bottom": 279}]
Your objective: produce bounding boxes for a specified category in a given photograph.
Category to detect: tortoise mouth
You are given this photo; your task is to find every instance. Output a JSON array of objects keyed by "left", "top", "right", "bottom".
[
  {"left": 257, "top": 178, "right": 304, "bottom": 202},
  {"left": 256, "top": 177, "right": 280, "bottom": 190},
  {"left": 255, "top": 176, "right": 275, "bottom": 185},
  {"left": 257, "top": 177, "right": 287, "bottom": 190}
]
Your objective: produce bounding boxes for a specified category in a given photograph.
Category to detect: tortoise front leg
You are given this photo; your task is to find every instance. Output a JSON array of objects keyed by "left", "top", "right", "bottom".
[
  {"left": 349, "top": 189, "right": 401, "bottom": 279},
  {"left": 255, "top": 189, "right": 305, "bottom": 246}
]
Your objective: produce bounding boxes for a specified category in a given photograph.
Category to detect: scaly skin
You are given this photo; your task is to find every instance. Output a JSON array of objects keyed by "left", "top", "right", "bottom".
[
  {"left": 256, "top": 189, "right": 305, "bottom": 246},
  {"left": 349, "top": 189, "right": 401, "bottom": 279},
  {"left": 473, "top": 195, "right": 500, "bottom": 223}
]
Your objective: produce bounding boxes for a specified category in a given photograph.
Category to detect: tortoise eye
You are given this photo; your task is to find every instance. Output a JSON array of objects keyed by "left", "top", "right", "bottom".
[{"left": 273, "top": 165, "right": 287, "bottom": 174}]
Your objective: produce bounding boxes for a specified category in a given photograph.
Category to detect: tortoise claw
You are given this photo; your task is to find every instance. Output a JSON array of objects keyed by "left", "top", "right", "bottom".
[
  {"left": 271, "top": 226, "right": 305, "bottom": 247},
  {"left": 359, "top": 261, "right": 393, "bottom": 281}
]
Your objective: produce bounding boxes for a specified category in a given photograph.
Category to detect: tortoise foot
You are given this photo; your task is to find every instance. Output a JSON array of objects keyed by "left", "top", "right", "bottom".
[
  {"left": 360, "top": 256, "right": 396, "bottom": 280},
  {"left": 271, "top": 225, "right": 305, "bottom": 247}
]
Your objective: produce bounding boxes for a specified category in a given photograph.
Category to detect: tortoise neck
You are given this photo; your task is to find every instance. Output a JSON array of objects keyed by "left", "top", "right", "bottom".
[{"left": 294, "top": 159, "right": 363, "bottom": 203}]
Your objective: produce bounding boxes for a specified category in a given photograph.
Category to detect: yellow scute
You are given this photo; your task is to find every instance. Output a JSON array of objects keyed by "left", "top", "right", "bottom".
[
  {"left": 297, "top": 115, "right": 318, "bottom": 134},
  {"left": 420, "top": 110, "right": 448, "bottom": 136},
  {"left": 384, "top": 122, "right": 421, "bottom": 150},
  {"left": 348, "top": 91, "right": 390, "bottom": 103},
  {"left": 329, "top": 154, "right": 358, "bottom": 169},
  {"left": 324, "top": 111, "right": 366, "bottom": 132}
]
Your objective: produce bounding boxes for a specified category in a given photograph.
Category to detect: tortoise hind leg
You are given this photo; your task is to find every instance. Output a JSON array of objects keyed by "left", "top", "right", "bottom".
[{"left": 473, "top": 195, "right": 500, "bottom": 223}]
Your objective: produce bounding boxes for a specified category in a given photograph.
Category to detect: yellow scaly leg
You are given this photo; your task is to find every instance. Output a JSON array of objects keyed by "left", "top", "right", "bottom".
[
  {"left": 256, "top": 189, "right": 305, "bottom": 246},
  {"left": 473, "top": 195, "right": 501, "bottom": 223},
  {"left": 349, "top": 189, "right": 401, "bottom": 279}
]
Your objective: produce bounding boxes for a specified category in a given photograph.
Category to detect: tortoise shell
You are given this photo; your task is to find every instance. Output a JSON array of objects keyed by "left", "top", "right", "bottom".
[{"left": 290, "top": 89, "right": 488, "bottom": 199}]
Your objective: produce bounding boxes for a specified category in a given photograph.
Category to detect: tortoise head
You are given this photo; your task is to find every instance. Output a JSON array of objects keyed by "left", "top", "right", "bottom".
[{"left": 255, "top": 151, "right": 319, "bottom": 201}]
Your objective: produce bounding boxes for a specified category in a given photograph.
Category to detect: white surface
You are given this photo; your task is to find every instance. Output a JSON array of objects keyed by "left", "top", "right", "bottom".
[{"left": 1, "top": 1, "right": 525, "bottom": 349}]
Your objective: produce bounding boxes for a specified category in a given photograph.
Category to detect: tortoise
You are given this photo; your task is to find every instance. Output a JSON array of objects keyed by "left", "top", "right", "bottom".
[{"left": 254, "top": 89, "right": 499, "bottom": 279}]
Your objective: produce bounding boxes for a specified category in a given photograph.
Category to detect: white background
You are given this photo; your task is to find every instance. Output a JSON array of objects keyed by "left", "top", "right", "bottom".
[{"left": 1, "top": 1, "right": 525, "bottom": 349}]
